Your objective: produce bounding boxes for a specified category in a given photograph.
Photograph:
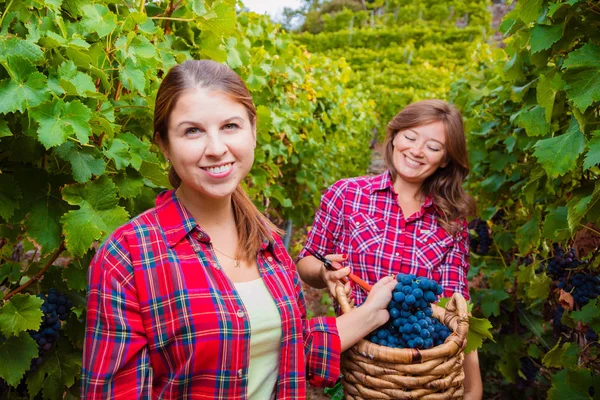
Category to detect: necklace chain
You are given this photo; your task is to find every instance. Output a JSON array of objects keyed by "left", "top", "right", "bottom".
[{"left": 213, "top": 246, "right": 240, "bottom": 268}]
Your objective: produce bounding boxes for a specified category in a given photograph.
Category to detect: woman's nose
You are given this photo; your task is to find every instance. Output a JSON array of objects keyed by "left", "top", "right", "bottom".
[{"left": 205, "top": 132, "right": 227, "bottom": 156}]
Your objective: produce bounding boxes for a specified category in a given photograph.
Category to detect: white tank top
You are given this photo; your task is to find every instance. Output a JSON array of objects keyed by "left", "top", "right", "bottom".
[{"left": 234, "top": 278, "right": 282, "bottom": 400}]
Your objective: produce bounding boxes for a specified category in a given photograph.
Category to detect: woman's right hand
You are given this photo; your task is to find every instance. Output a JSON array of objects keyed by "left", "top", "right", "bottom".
[{"left": 318, "top": 254, "right": 352, "bottom": 297}]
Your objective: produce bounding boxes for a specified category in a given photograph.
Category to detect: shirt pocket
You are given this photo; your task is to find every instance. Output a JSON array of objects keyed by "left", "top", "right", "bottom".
[
  {"left": 348, "top": 212, "right": 386, "bottom": 253},
  {"left": 415, "top": 227, "right": 455, "bottom": 271}
]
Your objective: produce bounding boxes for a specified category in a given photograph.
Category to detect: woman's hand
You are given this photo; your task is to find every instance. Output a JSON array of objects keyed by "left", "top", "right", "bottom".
[
  {"left": 362, "top": 275, "right": 397, "bottom": 328},
  {"left": 318, "top": 254, "right": 352, "bottom": 297}
]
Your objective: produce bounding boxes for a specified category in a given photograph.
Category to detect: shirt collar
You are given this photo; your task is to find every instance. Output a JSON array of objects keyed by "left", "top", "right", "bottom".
[
  {"left": 367, "top": 170, "right": 394, "bottom": 194},
  {"left": 155, "top": 190, "right": 274, "bottom": 250}
]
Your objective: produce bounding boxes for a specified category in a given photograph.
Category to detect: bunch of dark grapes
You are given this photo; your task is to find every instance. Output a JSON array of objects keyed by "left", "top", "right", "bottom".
[
  {"left": 546, "top": 244, "right": 583, "bottom": 279},
  {"left": 367, "top": 274, "right": 451, "bottom": 350},
  {"left": 491, "top": 209, "right": 505, "bottom": 225},
  {"left": 468, "top": 219, "right": 492, "bottom": 255},
  {"left": 29, "top": 289, "right": 72, "bottom": 367},
  {"left": 552, "top": 306, "right": 568, "bottom": 338}
]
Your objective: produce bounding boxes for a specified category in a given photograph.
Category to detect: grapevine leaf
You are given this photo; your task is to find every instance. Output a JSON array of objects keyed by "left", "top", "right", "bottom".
[
  {"left": 516, "top": 210, "right": 541, "bottom": 254},
  {"left": 118, "top": 59, "right": 146, "bottom": 94},
  {"left": 25, "top": 200, "right": 64, "bottom": 252},
  {"left": 0, "top": 174, "right": 22, "bottom": 221},
  {"left": 567, "top": 182, "right": 600, "bottom": 231},
  {"left": 516, "top": 0, "right": 543, "bottom": 24},
  {"left": 62, "top": 264, "right": 87, "bottom": 292},
  {"left": 563, "top": 43, "right": 600, "bottom": 70},
  {"left": 480, "top": 289, "right": 510, "bottom": 317},
  {"left": 570, "top": 299, "right": 600, "bottom": 332},
  {"left": 583, "top": 131, "right": 600, "bottom": 170},
  {"left": 0, "top": 120, "right": 11, "bottom": 137},
  {"left": 226, "top": 37, "right": 243, "bottom": 68},
  {"left": 31, "top": 100, "right": 93, "bottom": 148},
  {"left": 0, "top": 37, "right": 44, "bottom": 63},
  {"left": 61, "top": 176, "right": 129, "bottom": 256},
  {"left": 201, "top": 1, "right": 237, "bottom": 37},
  {"left": 542, "top": 340, "right": 570, "bottom": 368},
  {"left": 0, "top": 294, "right": 43, "bottom": 337},
  {"left": 80, "top": 4, "right": 117, "bottom": 38},
  {"left": 0, "top": 333, "right": 39, "bottom": 387},
  {"left": 536, "top": 74, "right": 556, "bottom": 123},
  {"left": 119, "top": 132, "right": 159, "bottom": 168},
  {"left": 542, "top": 206, "right": 571, "bottom": 241},
  {"left": 517, "top": 106, "right": 551, "bottom": 137},
  {"left": 139, "top": 161, "right": 169, "bottom": 188},
  {"left": 533, "top": 117, "right": 585, "bottom": 178},
  {"left": 190, "top": 0, "right": 208, "bottom": 16},
  {"left": 0, "top": 56, "right": 50, "bottom": 114},
  {"left": 0, "top": 262, "right": 22, "bottom": 284},
  {"left": 57, "top": 60, "right": 98, "bottom": 97},
  {"left": 548, "top": 369, "right": 600, "bottom": 400},
  {"left": 113, "top": 168, "right": 144, "bottom": 199},
  {"left": 27, "top": 347, "right": 82, "bottom": 400},
  {"left": 515, "top": 265, "right": 551, "bottom": 300},
  {"left": 63, "top": 313, "right": 85, "bottom": 349},
  {"left": 530, "top": 23, "right": 563, "bottom": 53},
  {"left": 103, "top": 138, "right": 131, "bottom": 170},
  {"left": 464, "top": 316, "right": 494, "bottom": 354},
  {"left": 55, "top": 141, "right": 105, "bottom": 183},
  {"left": 563, "top": 68, "right": 600, "bottom": 112}
]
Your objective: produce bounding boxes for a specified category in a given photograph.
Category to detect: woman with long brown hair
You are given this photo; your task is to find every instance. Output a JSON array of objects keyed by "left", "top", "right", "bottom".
[
  {"left": 81, "top": 60, "right": 398, "bottom": 399},
  {"left": 297, "top": 99, "right": 483, "bottom": 399}
]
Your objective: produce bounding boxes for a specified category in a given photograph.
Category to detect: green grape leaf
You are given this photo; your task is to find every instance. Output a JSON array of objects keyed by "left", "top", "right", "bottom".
[
  {"left": 62, "top": 264, "right": 87, "bottom": 292},
  {"left": 0, "top": 56, "right": 50, "bottom": 114},
  {"left": 0, "top": 120, "right": 12, "bottom": 137},
  {"left": 201, "top": 1, "right": 237, "bottom": 37},
  {"left": 516, "top": 0, "right": 543, "bottom": 24},
  {"left": 0, "top": 262, "right": 22, "bottom": 285},
  {"left": 530, "top": 23, "right": 563, "bottom": 53},
  {"left": 190, "top": 0, "right": 208, "bottom": 16},
  {"left": 57, "top": 60, "right": 97, "bottom": 97},
  {"left": 516, "top": 210, "right": 541, "bottom": 254},
  {"left": 563, "top": 68, "right": 600, "bottom": 112},
  {"left": 226, "top": 37, "right": 243, "bottom": 68},
  {"left": 25, "top": 200, "right": 64, "bottom": 252},
  {"left": 583, "top": 131, "right": 600, "bottom": 170},
  {"left": 543, "top": 340, "right": 571, "bottom": 368},
  {"left": 517, "top": 106, "right": 551, "bottom": 137},
  {"left": 536, "top": 74, "right": 556, "bottom": 123},
  {"left": 103, "top": 138, "right": 131, "bottom": 170},
  {"left": 199, "top": 30, "right": 228, "bottom": 62},
  {"left": 0, "top": 37, "right": 44, "bottom": 63},
  {"left": 119, "top": 59, "right": 146, "bottom": 94},
  {"left": 63, "top": 313, "right": 85, "bottom": 349},
  {"left": 570, "top": 299, "right": 600, "bottom": 331},
  {"left": 31, "top": 99, "right": 93, "bottom": 148},
  {"left": 515, "top": 265, "right": 551, "bottom": 300},
  {"left": 0, "top": 174, "right": 22, "bottom": 221},
  {"left": 139, "top": 161, "right": 169, "bottom": 188},
  {"left": 464, "top": 316, "right": 494, "bottom": 354},
  {"left": 563, "top": 43, "right": 600, "bottom": 70},
  {"left": 548, "top": 368, "right": 600, "bottom": 400},
  {"left": 55, "top": 141, "right": 105, "bottom": 183},
  {"left": 80, "top": 4, "right": 117, "bottom": 38},
  {"left": 27, "top": 347, "right": 82, "bottom": 400},
  {"left": 480, "top": 289, "right": 510, "bottom": 317},
  {"left": 0, "top": 294, "right": 43, "bottom": 337},
  {"left": 567, "top": 182, "right": 600, "bottom": 231},
  {"left": 0, "top": 333, "right": 39, "bottom": 387},
  {"left": 542, "top": 206, "right": 571, "bottom": 241},
  {"left": 119, "top": 132, "right": 159, "bottom": 168},
  {"left": 533, "top": 117, "right": 585, "bottom": 178},
  {"left": 61, "top": 176, "right": 129, "bottom": 256},
  {"left": 113, "top": 168, "right": 144, "bottom": 199}
]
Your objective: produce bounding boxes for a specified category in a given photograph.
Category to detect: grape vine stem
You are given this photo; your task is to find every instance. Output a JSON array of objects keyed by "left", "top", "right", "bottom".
[{"left": 4, "top": 242, "right": 66, "bottom": 302}]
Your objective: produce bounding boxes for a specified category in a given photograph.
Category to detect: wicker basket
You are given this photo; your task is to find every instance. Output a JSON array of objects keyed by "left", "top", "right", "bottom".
[{"left": 335, "top": 285, "right": 469, "bottom": 400}]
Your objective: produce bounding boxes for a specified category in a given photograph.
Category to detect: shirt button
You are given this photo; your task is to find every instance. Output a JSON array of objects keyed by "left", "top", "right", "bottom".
[
  {"left": 355, "top": 221, "right": 360, "bottom": 226},
  {"left": 267, "top": 256, "right": 273, "bottom": 262},
  {"left": 395, "top": 252, "right": 400, "bottom": 257},
  {"left": 236, "top": 309, "right": 245, "bottom": 318},
  {"left": 237, "top": 369, "right": 243, "bottom": 378}
]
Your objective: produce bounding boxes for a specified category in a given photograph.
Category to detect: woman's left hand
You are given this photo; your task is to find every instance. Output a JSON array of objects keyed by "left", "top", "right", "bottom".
[{"left": 362, "top": 275, "right": 397, "bottom": 327}]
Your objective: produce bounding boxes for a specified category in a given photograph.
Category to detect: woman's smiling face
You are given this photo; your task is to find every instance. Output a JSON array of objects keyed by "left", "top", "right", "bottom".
[
  {"left": 391, "top": 120, "right": 448, "bottom": 187},
  {"left": 159, "top": 87, "right": 256, "bottom": 201}
]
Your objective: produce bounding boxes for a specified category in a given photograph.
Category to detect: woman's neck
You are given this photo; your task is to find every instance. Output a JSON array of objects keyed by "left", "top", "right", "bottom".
[
  {"left": 175, "top": 185, "right": 235, "bottom": 230},
  {"left": 393, "top": 177, "right": 425, "bottom": 204}
]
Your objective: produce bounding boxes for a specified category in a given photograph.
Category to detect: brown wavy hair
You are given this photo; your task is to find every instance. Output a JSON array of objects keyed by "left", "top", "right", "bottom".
[
  {"left": 153, "top": 60, "right": 280, "bottom": 262},
  {"left": 383, "top": 99, "right": 476, "bottom": 235}
]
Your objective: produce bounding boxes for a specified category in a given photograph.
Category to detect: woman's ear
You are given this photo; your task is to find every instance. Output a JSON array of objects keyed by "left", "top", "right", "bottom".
[{"left": 155, "top": 133, "right": 170, "bottom": 161}]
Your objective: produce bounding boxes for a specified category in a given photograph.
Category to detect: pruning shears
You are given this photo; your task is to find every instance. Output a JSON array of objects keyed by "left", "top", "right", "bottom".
[{"left": 306, "top": 248, "right": 373, "bottom": 293}]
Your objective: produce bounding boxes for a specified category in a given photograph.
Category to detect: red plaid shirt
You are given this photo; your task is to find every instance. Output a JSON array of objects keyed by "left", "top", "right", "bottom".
[
  {"left": 82, "top": 191, "right": 341, "bottom": 399},
  {"left": 299, "top": 171, "right": 470, "bottom": 307}
]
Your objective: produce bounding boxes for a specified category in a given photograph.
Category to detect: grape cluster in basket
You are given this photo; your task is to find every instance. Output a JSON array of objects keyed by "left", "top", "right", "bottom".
[{"left": 367, "top": 273, "right": 451, "bottom": 350}]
